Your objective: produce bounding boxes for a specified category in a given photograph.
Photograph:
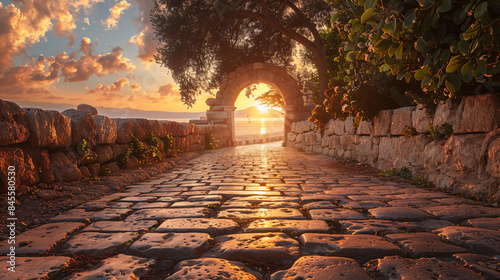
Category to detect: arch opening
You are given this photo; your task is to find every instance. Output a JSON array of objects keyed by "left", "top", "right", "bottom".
[{"left": 205, "top": 62, "right": 313, "bottom": 146}]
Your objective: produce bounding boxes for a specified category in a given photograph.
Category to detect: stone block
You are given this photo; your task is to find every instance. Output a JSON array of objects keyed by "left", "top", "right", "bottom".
[
  {"left": 50, "top": 152, "right": 81, "bottom": 182},
  {"left": 393, "top": 135, "right": 430, "bottom": 169},
  {"left": 24, "top": 108, "right": 71, "bottom": 147},
  {"left": 329, "top": 135, "right": 340, "bottom": 149},
  {"left": 77, "top": 104, "right": 98, "bottom": 115},
  {"left": 391, "top": 107, "right": 415, "bottom": 136},
  {"left": 434, "top": 99, "right": 458, "bottom": 127},
  {"left": 456, "top": 93, "right": 500, "bottom": 133},
  {"left": 303, "top": 132, "right": 316, "bottom": 146},
  {"left": 287, "top": 133, "right": 297, "bottom": 142},
  {"left": 206, "top": 110, "right": 229, "bottom": 120},
  {"left": 206, "top": 98, "right": 221, "bottom": 106},
  {"left": 0, "top": 148, "right": 39, "bottom": 192},
  {"left": 444, "top": 134, "right": 486, "bottom": 173},
  {"left": 94, "top": 145, "right": 114, "bottom": 164},
  {"left": 0, "top": 99, "right": 29, "bottom": 146},
  {"left": 356, "top": 136, "right": 372, "bottom": 157},
  {"left": 487, "top": 137, "right": 500, "bottom": 177},
  {"left": 356, "top": 120, "right": 373, "bottom": 135},
  {"left": 25, "top": 148, "right": 55, "bottom": 183},
  {"left": 373, "top": 110, "right": 393, "bottom": 136},
  {"left": 62, "top": 109, "right": 98, "bottom": 146},
  {"left": 412, "top": 104, "right": 432, "bottom": 133},
  {"left": 345, "top": 117, "right": 356, "bottom": 134},
  {"left": 377, "top": 137, "right": 398, "bottom": 169},
  {"left": 332, "top": 119, "right": 345, "bottom": 135},
  {"left": 324, "top": 119, "right": 335, "bottom": 135},
  {"left": 93, "top": 115, "right": 117, "bottom": 144},
  {"left": 167, "top": 258, "right": 261, "bottom": 280}
]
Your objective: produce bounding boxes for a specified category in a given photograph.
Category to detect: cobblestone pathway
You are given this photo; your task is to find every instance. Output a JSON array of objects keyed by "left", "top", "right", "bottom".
[{"left": 2, "top": 142, "right": 500, "bottom": 279}]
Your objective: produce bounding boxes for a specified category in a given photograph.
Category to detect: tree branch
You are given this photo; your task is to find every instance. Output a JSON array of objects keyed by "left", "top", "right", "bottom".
[
  {"left": 282, "top": 0, "right": 324, "bottom": 46},
  {"left": 259, "top": 0, "right": 271, "bottom": 19}
]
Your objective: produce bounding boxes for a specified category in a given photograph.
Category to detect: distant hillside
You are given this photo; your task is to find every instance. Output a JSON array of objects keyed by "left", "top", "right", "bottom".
[
  {"left": 13, "top": 101, "right": 283, "bottom": 120},
  {"left": 235, "top": 106, "right": 283, "bottom": 118}
]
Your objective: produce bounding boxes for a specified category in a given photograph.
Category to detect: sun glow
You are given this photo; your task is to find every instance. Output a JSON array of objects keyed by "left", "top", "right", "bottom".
[{"left": 256, "top": 104, "right": 269, "bottom": 113}]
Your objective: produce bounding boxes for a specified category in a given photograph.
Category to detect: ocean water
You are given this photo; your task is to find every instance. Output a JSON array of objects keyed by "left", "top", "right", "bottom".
[{"left": 165, "top": 118, "right": 284, "bottom": 141}]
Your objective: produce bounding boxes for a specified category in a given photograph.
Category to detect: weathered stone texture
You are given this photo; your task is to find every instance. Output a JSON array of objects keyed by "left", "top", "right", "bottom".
[
  {"left": 391, "top": 106, "right": 415, "bottom": 136},
  {"left": 24, "top": 108, "right": 71, "bottom": 147},
  {"left": 50, "top": 152, "right": 81, "bottom": 182},
  {"left": 0, "top": 99, "right": 29, "bottom": 146},
  {"left": 444, "top": 134, "right": 486, "bottom": 173},
  {"left": 93, "top": 115, "right": 117, "bottom": 144},
  {"left": 62, "top": 109, "right": 98, "bottom": 145},
  {"left": 373, "top": 110, "right": 393, "bottom": 136},
  {"left": 456, "top": 93, "right": 499, "bottom": 133}
]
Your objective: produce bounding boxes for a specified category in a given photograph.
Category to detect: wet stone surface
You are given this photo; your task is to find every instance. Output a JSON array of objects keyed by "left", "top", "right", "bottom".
[
  {"left": 166, "top": 258, "right": 262, "bottom": 280},
  {"left": 127, "top": 233, "right": 212, "bottom": 261},
  {"left": 203, "top": 233, "right": 300, "bottom": 266},
  {"left": 156, "top": 218, "right": 239, "bottom": 235},
  {"left": 9, "top": 142, "right": 500, "bottom": 279},
  {"left": 375, "top": 255, "right": 484, "bottom": 280},
  {"left": 270, "top": 256, "right": 372, "bottom": 280},
  {"left": 0, "top": 256, "right": 71, "bottom": 279}
]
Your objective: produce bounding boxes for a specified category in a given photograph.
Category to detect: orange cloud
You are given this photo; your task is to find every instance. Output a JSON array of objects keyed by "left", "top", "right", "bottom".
[
  {"left": 0, "top": 0, "right": 103, "bottom": 67},
  {"left": 0, "top": 37, "right": 135, "bottom": 99},
  {"left": 103, "top": 0, "right": 132, "bottom": 30},
  {"left": 157, "top": 82, "right": 179, "bottom": 97},
  {"left": 88, "top": 78, "right": 129, "bottom": 95},
  {"left": 129, "top": 0, "right": 158, "bottom": 63}
]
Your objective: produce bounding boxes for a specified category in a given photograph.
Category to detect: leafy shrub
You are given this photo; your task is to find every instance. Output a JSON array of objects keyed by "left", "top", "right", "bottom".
[
  {"left": 76, "top": 139, "right": 96, "bottom": 162},
  {"left": 425, "top": 122, "right": 454, "bottom": 139},
  {"left": 205, "top": 133, "right": 217, "bottom": 150},
  {"left": 332, "top": 0, "right": 500, "bottom": 106},
  {"left": 162, "top": 133, "right": 176, "bottom": 157},
  {"left": 401, "top": 126, "right": 418, "bottom": 137}
]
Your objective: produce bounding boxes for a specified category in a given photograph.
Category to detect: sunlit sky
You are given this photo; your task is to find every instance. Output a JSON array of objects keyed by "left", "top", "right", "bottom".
[{"left": 0, "top": 0, "right": 263, "bottom": 112}]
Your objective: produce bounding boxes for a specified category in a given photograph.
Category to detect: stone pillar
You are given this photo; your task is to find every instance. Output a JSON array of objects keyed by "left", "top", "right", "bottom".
[{"left": 205, "top": 105, "right": 236, "bottom": 146}]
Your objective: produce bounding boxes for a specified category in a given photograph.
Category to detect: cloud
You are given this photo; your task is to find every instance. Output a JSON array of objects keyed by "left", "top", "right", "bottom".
[
  {"left": 60, "top": 38, "right": 135, "bottom": 82},
  {"left": 0, "top": 0, "right": 103, "bottom": 67},
  {"left": 129, "top": 0, "right": 158, "bottom": 63},
  {"left": 157, "top": 82, "right": 179, "bottom": 97},
  {"left": 84, "top": 17, "right": 90, "bottom": 25},
  {"left": 130, "top": 82, "right": 141, "bottom": 91},
  {"left": 88, "top": 78, "right": 129, "bottom": 95},
  {"left": 103, "top": 0, "right": 132, "bottom": 30},
  {"left": 0, "top": 37, "right": 135, "bottom": 99}
]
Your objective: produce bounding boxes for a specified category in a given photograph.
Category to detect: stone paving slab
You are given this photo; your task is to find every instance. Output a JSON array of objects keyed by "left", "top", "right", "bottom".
[
  {"left": 166, "top": 258, "right": 262, "bottom": 280},
  {"left": 0, "top": 256, "right": 71, "bottom": 280},
  {"left": 186, "top": 195, "right": 223, "bottom": 201},
  {"left": 220, "top": 201, "right": 253, "bottom": 209},
  {"left": 156, "top": 197, "right": 185, "bottom": 203},
  {"left": 270, "top": 256, "right": 372, "bottom": 280},
  {"left": 66, "top": 254, "right": 156, "bottom": 280},
  {"left": 340, "top": 200, "right": 387, "bottom": 210},
  {"left": 435, "top": 226, "right": 500, "bottom": 256},
  {"left": 125, "top": 208, "right": 208, "bottom": 221},
  {"left": 299, "top": 233, "right": 403, "bottom": 262},
  {"left": 309, "top": 209, "right": 366, "bottom": 220},
  {"left": 119, "top": 196, "right": 157, "bottom": 202},
  {"left": 82, "top": 220, "right": 157, "bottom": 232},
  {"left": 256, "top": 201, "right": 301, "bottom": 208},
  {"left": 171, "top": 201, "right": 221, "bottom": 208},
  {"left": 203, "top": 233, "right": 300, "bottom": 266},
  {"left": 77, "top": 200, "right": 133, "bottom": 210},
  {"left": 60, "top": 232, "right": 138, "bottom": 256},
  {"left": 0, "top": 222, "right": 84, "bottom": 255},
  {"left": 49, "top": 208, "right": 132, "bottom": 222},
  {"left": 230, "top": 196, "right": 300, "bottom": 202},
  {"left": 453, "top": 253, "right": 500, "bottom": 280},
  {"left": 375, "top": 255, "right": 483, "bottom": 280},
  {"left": 421, "top": 205, "right": 500, "bottom": 223},
  {"left": 131, "top": 202, "right": 172, "bottom": 209},
  {"left": 410, "top": 219, "right": 455, "bottom": 231},
  {"left": 304, "top": 201, "right": 337, "bottom": 209},
  {"left": 244, "top": 219, "right": 330, "bottom": 234},
  {"left": 463, "top": 217, "right": 500, "bottom": 230},
  {"left": 387, "top": 199, "right": 441, "bottom": 208},
  {"left": 156, "top": 218, "right": 239, "bottom": 235},
  {"left": 369, "top": 207, "right": 434, "bottom": 221},
  {"left": 127, "top": 233, "right": 212, "bottom": 261},
  {"left": 301, "top": 195, "right": 345, "bottom": 203},
  {"left": 385, "top": 232, "right": 468, "bottom": 258},
  {"left": 218, "top": 208, "right": 306, "bottom": 220},
  {"left": 340, "top": 220, "right": 424, "bottom": 235}
]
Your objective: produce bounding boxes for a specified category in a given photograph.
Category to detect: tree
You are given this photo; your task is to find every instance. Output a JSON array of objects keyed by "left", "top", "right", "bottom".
[
  {"left": 152, "top": 0, "right": 333, "bottom": 107},
  {"left": 255, "top": 87, "right": 285, "bottom": 112}
]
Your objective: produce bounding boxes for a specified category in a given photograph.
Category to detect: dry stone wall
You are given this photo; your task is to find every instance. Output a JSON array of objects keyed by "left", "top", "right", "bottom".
[
  {"left": 287, "top": 93, "right": 500, "bottom": 201},
  {"left": 0, "top": 100, "right": 230, "bottom": 193}
]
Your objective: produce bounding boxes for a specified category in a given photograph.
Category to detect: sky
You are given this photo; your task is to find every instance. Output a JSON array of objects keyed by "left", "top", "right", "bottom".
[{"left": 0, "top": 0, "right": 262, "bottom": 113}]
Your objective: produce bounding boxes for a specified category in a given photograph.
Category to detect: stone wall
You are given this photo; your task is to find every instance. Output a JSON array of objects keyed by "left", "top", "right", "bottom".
[
  {"left": 0, "top": 100, "right": 230, "bottom": 193},
  {"left": 287, "top": 93, "right": 500, "bottom": 201}
]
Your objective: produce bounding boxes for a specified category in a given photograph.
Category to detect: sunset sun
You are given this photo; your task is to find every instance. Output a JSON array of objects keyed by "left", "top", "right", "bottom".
[{"left": 256, "top": 104, "right": 269, "bottom": 113}]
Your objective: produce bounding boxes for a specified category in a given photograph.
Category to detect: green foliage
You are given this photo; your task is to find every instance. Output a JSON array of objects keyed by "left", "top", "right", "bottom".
[
  {"left": 76, "top": 139, "right": 96, "bottom": 162},
  {"left": 205, "top": 133, "right": 217, "bottom": 150},
  {"left": 309, "top": 105, "right": 333, "bottom": 130},
  {"left": 425, "top": 122, "right": 454, "bottom": 139},
  {"left": 99, "top": 166, "right": 111, "bottom": 176},
  {"left": 412, "top": 177, "right": 436, "bottom": 188},
  {"left": 401, "top": 126, "right": 418, "bottom": 137},
  {"left": 378, "top": 167, "right": 412, "bottom": 178},
  {"left": 162, "top": 133, "right": 176, "bottom": 157},
  {"left": 118, "top": 134, "right": 163, "bottom": 167},
  {"left": 334, "top": 0, "right": 500, "bottom": 106},
  {"left": 116, "top": 144, "right": 133, "bottom": 168},
  {"left": 254, "top": 87, "right": 285, "bottom": 112},
  {"left": 152, "top": 0, "right": 333, "bottom": 107}
]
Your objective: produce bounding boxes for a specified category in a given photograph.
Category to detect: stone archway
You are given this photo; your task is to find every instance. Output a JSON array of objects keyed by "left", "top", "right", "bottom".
[{"left": 205, "top": 62, "right": 312, "bottom": 146}]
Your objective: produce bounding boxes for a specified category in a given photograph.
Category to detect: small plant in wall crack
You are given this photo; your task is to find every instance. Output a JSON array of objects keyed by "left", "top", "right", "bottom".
[
  {"left": 378, "top": 167, "right": 412, "bottom": 179},
  {"left": 425, "top": 122, "right": 454, "bottom": 140},
  {"left": 401, "top": 126, "right": 418, "bottom": 138}
]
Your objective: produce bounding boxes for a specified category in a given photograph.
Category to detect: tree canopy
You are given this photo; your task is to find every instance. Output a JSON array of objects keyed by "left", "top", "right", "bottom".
[{"left": 152, "top": 0, "right": 333, "bottom": 107}]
